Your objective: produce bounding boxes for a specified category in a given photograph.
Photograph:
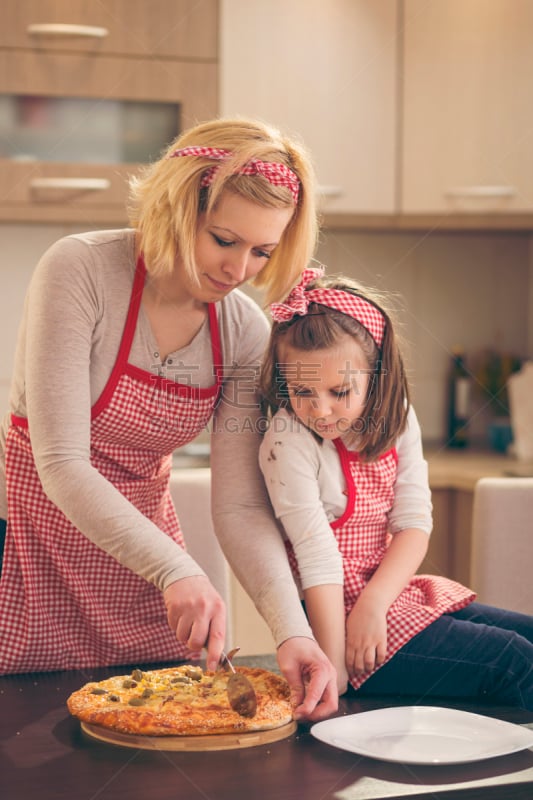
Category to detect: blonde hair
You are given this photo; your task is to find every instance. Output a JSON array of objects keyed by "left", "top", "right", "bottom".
[
  {"left": 260, "top": 275, "right": 411, "bottom": 460},
  {"left": 128, "top": 117, "right": 318, "bottom": 305}
]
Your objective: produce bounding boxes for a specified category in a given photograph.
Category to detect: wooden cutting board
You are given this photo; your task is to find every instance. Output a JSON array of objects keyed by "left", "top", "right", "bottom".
[{"left": 81, "top": 720, "right": 298, "bottom": 751}]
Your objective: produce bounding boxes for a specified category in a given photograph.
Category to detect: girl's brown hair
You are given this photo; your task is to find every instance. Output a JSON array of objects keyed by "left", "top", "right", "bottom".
[
  {"left": 128, "top": 117, "right": 318, "bottom": 305},
  {"left": 260, "top": 275, "right": 411, "bottom": 460}
]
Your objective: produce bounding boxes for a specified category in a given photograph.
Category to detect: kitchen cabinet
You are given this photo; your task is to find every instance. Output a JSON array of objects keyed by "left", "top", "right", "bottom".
[
  {"left": 423, "top": 447, "right": 521, "bottom": 587},
  {"left": 219, "top": 0, "right": 398, "bottom": 215},
  {"left": 421, "top": 488, "right": 474, "bottom": 587},
  {"left": 402, "top": 0, "right": 533, "bottom": 215},
  {"left": 0, "top": 0, "right": 218, "bottom": 224},
  {"left": 419, "top": 488, "right": 454, "bottom": 579}
]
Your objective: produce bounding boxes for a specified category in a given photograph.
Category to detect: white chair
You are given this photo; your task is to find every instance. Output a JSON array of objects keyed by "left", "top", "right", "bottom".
[{"left": 470, "top": 477, "right": 533, "bottom": 614}]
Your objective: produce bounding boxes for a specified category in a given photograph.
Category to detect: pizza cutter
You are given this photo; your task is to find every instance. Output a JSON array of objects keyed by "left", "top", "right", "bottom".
[{"left": 219, "top": 647, "right": 258, "bottom": 718}]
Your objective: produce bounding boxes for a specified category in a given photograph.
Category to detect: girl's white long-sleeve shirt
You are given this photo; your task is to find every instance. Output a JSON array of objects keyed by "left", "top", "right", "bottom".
[{"left": 258, "top": 406, "right": 433, "bottom": 591}]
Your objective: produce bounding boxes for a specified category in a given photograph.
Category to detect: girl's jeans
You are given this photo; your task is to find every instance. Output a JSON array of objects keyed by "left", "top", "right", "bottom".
[{"left": 355, "top": 602, "right": 533, "bottom": 711}]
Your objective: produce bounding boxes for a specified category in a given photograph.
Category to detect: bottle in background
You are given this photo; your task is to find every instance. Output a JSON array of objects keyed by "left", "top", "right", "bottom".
[{"left": 447, "top": 346, "right": 471, "bottom": 448}]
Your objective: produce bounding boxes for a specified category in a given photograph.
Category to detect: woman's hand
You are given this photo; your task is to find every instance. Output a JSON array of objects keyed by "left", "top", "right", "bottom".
[
  {"left": 337, "top": 666, "right": 350, "bottom": 696},
  {"left": 345, "top": 597, "right": 388, "bottom": 677},
  {"left": 277, "top": 637, "right": 338, "bottom": 721},
  {"left": 164, "top": 576, "right": 226, "bottom": 671}
]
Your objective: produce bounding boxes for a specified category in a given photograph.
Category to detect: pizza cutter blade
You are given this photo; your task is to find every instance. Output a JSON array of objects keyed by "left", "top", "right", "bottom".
[{"left": 219, "top": 647, "right": 258, "bottom": 718}]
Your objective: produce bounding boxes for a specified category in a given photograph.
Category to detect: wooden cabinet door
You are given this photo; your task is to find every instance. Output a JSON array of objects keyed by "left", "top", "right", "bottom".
[
  {"left": 220, "top": 0, "right": 398, "bottom": 215},
  {"left": 419, "top": 489, "right": 453, "bottom": 578},
  {"left": 0, "top": 0, "right": 218, "bottom": 60},
  {"left": 0, "top": 50, "right": 216, "bottom": 117},
  {"left": 450, "top": 490, "right": 475, "bottom": 588},
  {"left": 0, "top": 50, "right": 217, "bottom": 223},
  {"left": 422, "top": 487, "right": 474, "bottom": 587},
  {"left": 402, "top": 0, "right": 533, "bottom": 213},
  {"left": 0, "top": 161, "right": 137, "bottom": 224},
  {"left": 0, "top": 1, "right": 218, "bottom": 223}
]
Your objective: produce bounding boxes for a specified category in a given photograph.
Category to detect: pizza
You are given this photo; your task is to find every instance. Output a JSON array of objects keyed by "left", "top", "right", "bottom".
[{"left": 67, "top": 663, "right": 293, "bottom": 736}]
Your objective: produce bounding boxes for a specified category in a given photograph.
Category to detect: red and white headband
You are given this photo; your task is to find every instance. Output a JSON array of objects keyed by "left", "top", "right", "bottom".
[
  {"left": 169, "top": 145, "right": 300, "bottom": 205},
  {"left": 270, "top": 267, "right": 386, "bottom": 348}
]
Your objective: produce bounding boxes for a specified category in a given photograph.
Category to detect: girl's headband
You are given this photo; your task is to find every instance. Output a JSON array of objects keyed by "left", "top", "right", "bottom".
[
  {"left": 169, "top": 145, "right": 300, "bottom": 205},
  {"left": 270, "top": 267, "right": 386, "bottom": 348}
]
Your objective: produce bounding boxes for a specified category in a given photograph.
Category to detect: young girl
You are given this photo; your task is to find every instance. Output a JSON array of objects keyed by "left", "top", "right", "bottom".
[{"left": 259, "top": 267, "right": 533, "bottom": 710}]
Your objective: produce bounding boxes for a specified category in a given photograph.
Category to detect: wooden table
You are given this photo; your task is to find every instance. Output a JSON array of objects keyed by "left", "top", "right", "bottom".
[{"left": 1, "top": 656, "right": 533, "bottom": 800}]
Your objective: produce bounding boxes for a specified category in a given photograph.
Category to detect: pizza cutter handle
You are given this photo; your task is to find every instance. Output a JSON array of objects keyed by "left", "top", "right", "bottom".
[{"left": 218, "top": 648, "right": 240, "bottom": 673}]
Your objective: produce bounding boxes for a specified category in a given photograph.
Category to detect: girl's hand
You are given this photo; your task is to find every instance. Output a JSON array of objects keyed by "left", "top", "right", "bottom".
[
  {"left": 343, "top": 529, "right": 429, "bottom": 679},
  {"left": 345, "top": 598, "right": 388, "bottom": 677},
  {"left": 164, "top": 576, "right": 226, "bottom": 671}
]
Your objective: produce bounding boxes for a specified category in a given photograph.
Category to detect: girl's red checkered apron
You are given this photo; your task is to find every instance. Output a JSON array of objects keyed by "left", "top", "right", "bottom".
[
  {"left": 1, "top": 255, "right": 223, "bottom": 673},
  {"left": 287, "top": 439, "right": 475, "bottom": 691}
]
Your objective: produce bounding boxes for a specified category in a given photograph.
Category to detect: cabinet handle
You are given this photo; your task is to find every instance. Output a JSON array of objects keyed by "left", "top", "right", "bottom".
[
  {"left": 317, "top": 185, "right": 343, "bottom": 197},
  {"left": 30, "top": 178, "right": 111, "bottom": 191},
  {"left": 27, "top": 23, "right": 109, "bottom": 39},
  {"left": 445, "top": 186, "right": 516, "bottom": 198}
]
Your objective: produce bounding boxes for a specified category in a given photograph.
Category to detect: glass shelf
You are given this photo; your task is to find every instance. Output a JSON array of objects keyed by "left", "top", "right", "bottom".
[{"left": 0, "top": 95, "right": 180, "bottom": 164}]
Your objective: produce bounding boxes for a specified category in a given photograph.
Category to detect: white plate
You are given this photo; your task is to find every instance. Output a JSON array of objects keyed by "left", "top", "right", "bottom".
[{"left": 311, "top": 706, "right": 533, "bottom": 765}]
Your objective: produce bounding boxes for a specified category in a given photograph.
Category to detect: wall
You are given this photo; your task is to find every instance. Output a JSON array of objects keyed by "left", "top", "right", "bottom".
[
  {"left": 1, "top": 222, "right": 531, "bottom": 446},
  {"left": 0, "top": 222, "right": 114, "bottom": 415},
  {"left": 316, "top": 229, "right": 531, "bottom": 443}
]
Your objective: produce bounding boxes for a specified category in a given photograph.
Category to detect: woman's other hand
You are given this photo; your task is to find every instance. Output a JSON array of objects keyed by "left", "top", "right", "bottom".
[
  {"left": 277, "top": 637, "right": 338, "bottom": 721},
  {"left": 164, "top": 576, "right": 226, "bottom": 670},
  {"left": 337, "top": 667, "right": 349, "bottom": 696}
]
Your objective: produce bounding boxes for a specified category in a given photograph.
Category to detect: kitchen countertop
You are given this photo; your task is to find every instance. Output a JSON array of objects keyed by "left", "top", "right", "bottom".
[
  {"left": 2, "top": 655, "right": 533, "bottom": 800},
  {"left": 425, "top": 446, "right": 533, "bottom": 491},
  {"left": 171, "top": 444, "right": 533, "bottom": 493}
]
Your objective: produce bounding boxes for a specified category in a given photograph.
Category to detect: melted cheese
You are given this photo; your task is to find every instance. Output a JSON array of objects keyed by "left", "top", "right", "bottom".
[{"left": 90, "top": 666, "right": 228, "bottom": 706}]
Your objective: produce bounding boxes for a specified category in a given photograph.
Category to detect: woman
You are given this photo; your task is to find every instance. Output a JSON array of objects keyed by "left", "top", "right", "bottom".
[{"left": 0, "top": 118, "right": 336, "bottom": 720}]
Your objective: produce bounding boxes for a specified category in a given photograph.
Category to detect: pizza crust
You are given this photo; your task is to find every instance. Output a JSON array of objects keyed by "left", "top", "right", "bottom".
[{"left": 67, "top": 665, "right": 293, "bottom": 736}]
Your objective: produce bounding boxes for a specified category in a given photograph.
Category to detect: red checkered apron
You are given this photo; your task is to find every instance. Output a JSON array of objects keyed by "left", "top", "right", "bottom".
[
  {"left": 0, "top": 255, "right": 223, "bottom": 674},
  {"left": 287, "top": 438, "right": 475, "bottom": 690}
]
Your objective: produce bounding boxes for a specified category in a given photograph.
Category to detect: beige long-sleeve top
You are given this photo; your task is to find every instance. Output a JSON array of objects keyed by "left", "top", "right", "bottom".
[
  {"left": 259, "top": 406, "right": 433, "bottom": 592},
  {"left": 0, "top": 229, "right": 313, "bottom": 645}
]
